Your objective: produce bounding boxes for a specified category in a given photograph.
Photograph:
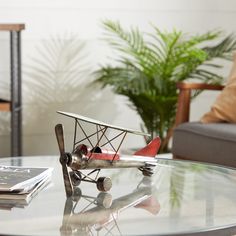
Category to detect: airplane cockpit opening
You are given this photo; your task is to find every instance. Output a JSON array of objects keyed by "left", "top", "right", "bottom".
[{"left": 91, "top": 146, "right": 102, "bottom": 153}]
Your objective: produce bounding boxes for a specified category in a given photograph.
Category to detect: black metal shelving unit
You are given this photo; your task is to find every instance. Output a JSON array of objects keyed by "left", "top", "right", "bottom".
[{"left": 0, "top": 23, "right": 25, "bottom": 157}]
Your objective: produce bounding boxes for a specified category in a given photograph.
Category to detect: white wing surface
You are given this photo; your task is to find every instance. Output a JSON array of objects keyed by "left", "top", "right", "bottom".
[{"left": 57, "top": 111, "right": 150, "bottom": 136}]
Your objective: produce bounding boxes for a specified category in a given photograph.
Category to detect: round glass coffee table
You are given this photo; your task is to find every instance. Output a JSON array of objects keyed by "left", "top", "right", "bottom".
[{"left": 0, "top": 155, "right": 235, "bottom": 236}]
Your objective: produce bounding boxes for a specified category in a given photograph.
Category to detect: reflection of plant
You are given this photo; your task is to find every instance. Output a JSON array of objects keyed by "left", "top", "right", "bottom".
[
  {"left": 169, "top": 161, "right": 207, "bottom": 209},
  {"left": 94, "top": 20, "right": 236, "bottom": 152},
  {"left": 169, "top": 168, "right": 185, "bottom": 209},
  {"left": 25, "top": 34, "right": 90, "bottom": 106},
  {"left": 24, "top": 34, "right": 108, "bottom": 129}
]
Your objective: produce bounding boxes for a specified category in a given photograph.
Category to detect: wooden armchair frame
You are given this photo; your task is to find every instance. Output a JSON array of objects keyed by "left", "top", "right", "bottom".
[
  {"left": 174, "top": 82, "right": 224, "bottom": 127},
  {"left": 162, "top": 82, "right": 224, "bottom": 152}
]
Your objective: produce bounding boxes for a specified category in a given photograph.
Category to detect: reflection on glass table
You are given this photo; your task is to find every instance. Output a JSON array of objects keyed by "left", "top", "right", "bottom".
[
  {"left": 0, "top": 155, "right": 235, "bottom": 235},
  {"left": 60, "top": 177, "right": 160, "bottom": 236}
]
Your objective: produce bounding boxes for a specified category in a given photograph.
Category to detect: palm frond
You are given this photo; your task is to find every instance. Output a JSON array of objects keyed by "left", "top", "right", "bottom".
[{"left": 203, "top": 33, "right": 236, "bottom": 60}]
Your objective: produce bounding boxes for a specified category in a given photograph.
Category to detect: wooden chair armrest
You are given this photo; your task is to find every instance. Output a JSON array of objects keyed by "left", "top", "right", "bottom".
[
  {"left": 175, "top": 82, "right": 224, "bottom": 126},
  {"left": 177, "top": 82, "right": 224, "bottom": 90}
]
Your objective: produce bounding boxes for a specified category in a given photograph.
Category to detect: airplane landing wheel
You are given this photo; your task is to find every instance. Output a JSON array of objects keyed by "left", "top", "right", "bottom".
[
  {"left": 96, "top": 177, "right": 112, "bottom": 192},
  {"left": 72, "top": 187, "right": 82, "bottom": 202},
  {"left": 70, "top": 170, "right": 82, "bottom": 186},
  {"left": 141, "top": 176, "right": 152, "bottom": 186},
  {"left": 142, "top": 169, "right": 153, "bottom": 177},
  {"left": 97, "top": 192, "right": 112, "bottom": 208}
]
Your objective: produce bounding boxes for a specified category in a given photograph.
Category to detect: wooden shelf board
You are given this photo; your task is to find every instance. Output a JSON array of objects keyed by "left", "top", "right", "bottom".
[
  {"left": 0, "top": 102, "right": 10, "bottom": 111},
  {"left": 0, "top": 24, "right": 25, "bottom": 31},
  {"left": 0, "top": 99, "right": 11, "bottom": 111}
]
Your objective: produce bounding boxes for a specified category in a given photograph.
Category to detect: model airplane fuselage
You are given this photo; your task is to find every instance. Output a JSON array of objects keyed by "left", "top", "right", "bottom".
[{"left": 55, "top": 111, "right": 161, "bottom": 197}]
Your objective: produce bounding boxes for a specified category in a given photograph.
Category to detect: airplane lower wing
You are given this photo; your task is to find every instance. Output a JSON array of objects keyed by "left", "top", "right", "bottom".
[{"left": 120, "top": 154, "right": 158, "bottom": 165}]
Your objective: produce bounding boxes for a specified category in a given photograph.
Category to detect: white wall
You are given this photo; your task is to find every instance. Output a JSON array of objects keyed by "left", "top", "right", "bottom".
[{"left": 0, "top": 0, "right": 235, "bottom": 156}]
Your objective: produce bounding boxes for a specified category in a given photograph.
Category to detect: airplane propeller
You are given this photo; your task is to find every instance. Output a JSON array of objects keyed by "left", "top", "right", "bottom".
[
  {"left": 55, "top": 123, "right": 65, "bottom": 156},
  {"left": 55, "top": 124, "right": 73, "bottom": 197}
]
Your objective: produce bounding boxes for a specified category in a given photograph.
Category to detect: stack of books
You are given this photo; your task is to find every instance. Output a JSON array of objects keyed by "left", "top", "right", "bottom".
[{"left": 0, "top": 165, "right": 53, "bottom": 209}]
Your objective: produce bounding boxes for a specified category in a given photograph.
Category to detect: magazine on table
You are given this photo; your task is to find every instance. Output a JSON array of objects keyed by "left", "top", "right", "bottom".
[
  {"left": 0, "top": 165, "right": 53, "bottom": 192},
  {"left": 0, "top": 165, "right": 53, "bottom": 209},
  {"left": 0, "top": 177, "right": 52, "bottom": 209}
]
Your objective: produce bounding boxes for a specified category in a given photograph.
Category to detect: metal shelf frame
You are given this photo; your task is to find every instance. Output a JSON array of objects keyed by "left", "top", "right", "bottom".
[{"left": 0, "top": 24, "right": 25, "bottom": 157}]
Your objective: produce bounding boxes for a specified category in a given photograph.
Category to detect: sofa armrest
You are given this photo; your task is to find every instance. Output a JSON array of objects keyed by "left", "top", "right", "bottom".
[{"left": 175, "top": 82, "right": 224, "bottom": 126}]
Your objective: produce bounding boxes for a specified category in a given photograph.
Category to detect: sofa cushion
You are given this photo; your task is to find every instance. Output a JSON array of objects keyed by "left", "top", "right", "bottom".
[
  {"left": 201, "top": 53, "right": 236, "bottom": 123},
  {"left": 172, "top": 122, "right": 236, "bottom": 167}
]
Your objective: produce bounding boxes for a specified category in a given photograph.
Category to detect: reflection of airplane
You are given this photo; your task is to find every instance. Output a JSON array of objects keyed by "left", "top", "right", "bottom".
[
  {"left": 60, "top": 177, "right": 160, "bottom": 236},
  {"left": 55, "top": 111, "right": 161, "bottom": 197}
]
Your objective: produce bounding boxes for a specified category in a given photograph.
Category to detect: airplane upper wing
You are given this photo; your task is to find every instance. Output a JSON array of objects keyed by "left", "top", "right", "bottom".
[{"left": 57, "top": 111, "right": 150, "bottom": 137}]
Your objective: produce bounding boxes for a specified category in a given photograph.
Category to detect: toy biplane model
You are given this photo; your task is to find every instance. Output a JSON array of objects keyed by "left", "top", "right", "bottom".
[{"left": 55, "top": 111, "right": 161, "bottom": 197}]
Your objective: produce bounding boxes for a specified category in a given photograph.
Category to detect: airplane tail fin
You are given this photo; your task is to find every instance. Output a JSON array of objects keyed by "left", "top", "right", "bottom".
[
  {"left": 134, "top": 137, "right": 161, "bottom": 157},
  {"left": 135, "top": 196, "right": 161, "bottom": 215}
]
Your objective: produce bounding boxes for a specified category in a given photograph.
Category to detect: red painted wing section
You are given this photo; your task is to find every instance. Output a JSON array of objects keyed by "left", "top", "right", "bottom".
[
  {"left": 134, "top": 137, "right": 161, "bottom": 157},
  {"left": 78, "top": 136, "right": 161, "bottom": 161},
  {"left": 134, "top": 196, "right": 161, "bottom": 215}
]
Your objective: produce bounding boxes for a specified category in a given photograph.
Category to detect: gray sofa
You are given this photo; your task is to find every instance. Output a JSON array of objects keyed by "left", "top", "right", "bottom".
[
  {"left": 172, "top": 122, "right": 236, "bottom": 167},
  {"left": 171, "top": 82, "right": 236, "bottom": 168}
]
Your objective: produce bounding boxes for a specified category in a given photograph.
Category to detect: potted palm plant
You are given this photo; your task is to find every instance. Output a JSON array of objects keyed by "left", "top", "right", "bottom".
[{"left": 94, "top": 20, "right": 236, "bottom": 152}]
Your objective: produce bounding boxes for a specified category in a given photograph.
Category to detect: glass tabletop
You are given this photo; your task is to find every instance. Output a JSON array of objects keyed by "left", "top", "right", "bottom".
[{"left": 0, "top": 155, "right": 235, "bottom": 236}]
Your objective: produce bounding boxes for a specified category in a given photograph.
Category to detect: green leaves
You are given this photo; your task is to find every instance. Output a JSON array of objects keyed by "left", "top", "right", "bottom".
[{"left": 94, "top": 20, "right": 236, "bottom": 152}]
